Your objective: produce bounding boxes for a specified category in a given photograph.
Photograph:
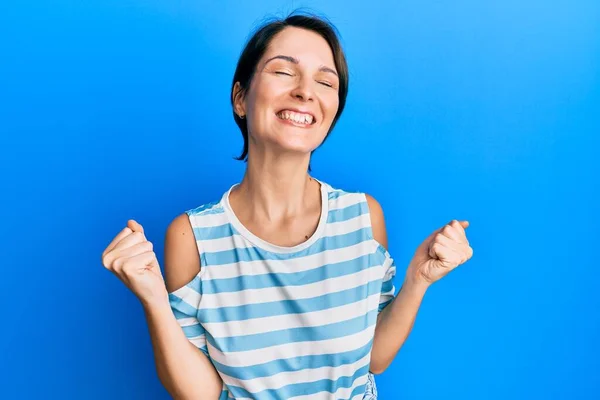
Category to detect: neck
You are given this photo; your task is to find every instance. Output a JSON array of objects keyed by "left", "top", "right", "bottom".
[{"left": 235, "top": 149, "right": 319, "bottom": 222}]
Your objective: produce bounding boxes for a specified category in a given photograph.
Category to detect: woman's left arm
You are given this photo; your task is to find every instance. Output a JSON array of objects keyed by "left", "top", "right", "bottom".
[{"left": 365, "top": 195, "right": 474, "bottom": 374}]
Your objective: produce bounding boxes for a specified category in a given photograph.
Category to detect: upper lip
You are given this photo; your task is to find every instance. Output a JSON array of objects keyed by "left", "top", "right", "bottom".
[{"left": 276, "top": 108, "right": 317, "bottom": 123}]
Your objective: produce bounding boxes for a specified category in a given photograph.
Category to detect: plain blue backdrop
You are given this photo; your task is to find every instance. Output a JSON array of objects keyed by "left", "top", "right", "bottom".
[{"left": 1, "top": 0, "right": 599, "bottom": 398}]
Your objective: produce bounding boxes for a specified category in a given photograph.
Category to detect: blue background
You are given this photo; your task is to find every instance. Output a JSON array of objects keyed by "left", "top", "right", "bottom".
[{"left": 1, "top": 0, "right": 599, "bottom": 398}]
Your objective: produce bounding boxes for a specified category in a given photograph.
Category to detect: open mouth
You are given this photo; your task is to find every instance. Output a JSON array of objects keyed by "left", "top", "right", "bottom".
[{"left": 276, "top": 109, "right": 317, "bottom": 126}]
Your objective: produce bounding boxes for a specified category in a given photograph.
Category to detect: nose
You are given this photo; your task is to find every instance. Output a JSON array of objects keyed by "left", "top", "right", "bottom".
[{"left": 290, "top": 77, "right": 314, "bottom": 102}]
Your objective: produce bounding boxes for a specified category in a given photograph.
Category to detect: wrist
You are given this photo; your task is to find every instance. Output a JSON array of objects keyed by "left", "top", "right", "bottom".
[
  {"left": 140, "top": 292, "right": 171, "bottom": 314},
  {"left": 402, "top": 270, "right": 431, "bottom": 295}
]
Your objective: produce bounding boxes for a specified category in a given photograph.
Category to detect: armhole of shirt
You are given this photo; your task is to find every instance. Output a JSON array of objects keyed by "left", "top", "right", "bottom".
[
  {"left": 360, "top": 192, "right": 389, "bottom": 259},
  {"left": 185, "top": 209, "right": 208, "bottom": 281},
  {"left": 167, "top": 210, "right": 206, "bottom": 312}
]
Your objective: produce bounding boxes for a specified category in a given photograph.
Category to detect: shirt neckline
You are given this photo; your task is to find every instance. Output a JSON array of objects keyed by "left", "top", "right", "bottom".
[{"left": 221, "top": 178, "right": 329, "bottom": 254}]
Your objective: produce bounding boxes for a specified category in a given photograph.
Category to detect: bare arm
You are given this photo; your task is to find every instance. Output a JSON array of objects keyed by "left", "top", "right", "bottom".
[
  {"left": 148, "top": 213, "right": 223, "bottom": 399},
  {"left": 365, "top": 195, "right": 429, "bottom": 375},
  {"left": 369, "top": 275, "right": 428, "bottom": 374}
]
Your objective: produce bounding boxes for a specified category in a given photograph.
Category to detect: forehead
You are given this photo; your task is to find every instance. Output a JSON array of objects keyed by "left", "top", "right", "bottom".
[{"left": 264, "top": 27, "right": 336, "bottom": 68}]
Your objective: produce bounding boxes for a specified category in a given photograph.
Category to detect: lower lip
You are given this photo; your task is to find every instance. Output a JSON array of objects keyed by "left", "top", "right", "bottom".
[{"left": 276, "top": 115, "right": 314, "bottom": 128}]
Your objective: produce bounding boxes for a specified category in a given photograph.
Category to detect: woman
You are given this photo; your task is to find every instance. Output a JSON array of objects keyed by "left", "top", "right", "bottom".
[{"left": 101, "top": 13, "right": 473, "bottom": 400}]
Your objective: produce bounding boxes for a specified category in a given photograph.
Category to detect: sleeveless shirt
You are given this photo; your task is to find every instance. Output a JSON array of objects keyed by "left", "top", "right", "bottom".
[{"left": 168, "top": 179, "right": 397, "bottom": 399}]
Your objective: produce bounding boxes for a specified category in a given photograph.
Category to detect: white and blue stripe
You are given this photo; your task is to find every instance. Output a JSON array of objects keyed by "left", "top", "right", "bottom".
[{"left": 169, "top": 180, "right": 397, "bottom": 399}]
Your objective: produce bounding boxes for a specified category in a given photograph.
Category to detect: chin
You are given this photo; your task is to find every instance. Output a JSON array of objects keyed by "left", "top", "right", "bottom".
[
  {"left": 274, "top": 133, "right": 326, "bottom": 155},
  {"left": 252, "top": 122, "right": 327, "bottom": 155},
  {"left": 277, "top": 142, "right": 319, "bottom": 155}
]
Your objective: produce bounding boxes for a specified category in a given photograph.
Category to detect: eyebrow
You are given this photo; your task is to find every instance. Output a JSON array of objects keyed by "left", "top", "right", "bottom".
[{"left": 264, "top": 55, "right": 339, "bottom": 77}]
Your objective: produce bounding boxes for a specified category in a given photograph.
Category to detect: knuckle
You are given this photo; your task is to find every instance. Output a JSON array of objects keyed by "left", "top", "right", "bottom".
[
  {"left": 113, "top": 256, "right": 125, "bottom": 270},
  {"left": 101, "top": 254, "right": 112, "bottom": 269}
]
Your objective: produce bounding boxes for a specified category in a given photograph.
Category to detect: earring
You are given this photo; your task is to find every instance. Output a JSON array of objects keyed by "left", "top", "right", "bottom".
[{"left": 239, "top": 114, "right": 245, "bottom": 119}]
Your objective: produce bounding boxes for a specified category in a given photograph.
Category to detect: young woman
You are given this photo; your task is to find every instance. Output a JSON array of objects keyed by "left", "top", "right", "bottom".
[{"left": 101, "top": 13, "right": 473, "bottom": 400}]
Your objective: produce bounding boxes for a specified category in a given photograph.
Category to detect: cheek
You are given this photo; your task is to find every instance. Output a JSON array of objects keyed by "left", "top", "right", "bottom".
[
  {"left": 323, "top": 95, "right": 340, "bottom": 122},
  {"left": 252, "top": 77, "right": 287, "bottom": 108},
  {"left": 245, "top": 78, "right": 270, "bottom": 114},
  {"left": 324, "top": 96, "right": 339, "bottom": 122}
]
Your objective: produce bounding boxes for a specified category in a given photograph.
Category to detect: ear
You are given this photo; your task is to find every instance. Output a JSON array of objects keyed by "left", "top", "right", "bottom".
[{"left": 232, "top": 82, "right": 246, "bottom": 118}]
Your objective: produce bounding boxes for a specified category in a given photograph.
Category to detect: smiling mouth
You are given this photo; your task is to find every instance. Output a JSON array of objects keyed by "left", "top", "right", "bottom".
[{"left": 276, "top": 110, "right": 316, "bottom": 126}]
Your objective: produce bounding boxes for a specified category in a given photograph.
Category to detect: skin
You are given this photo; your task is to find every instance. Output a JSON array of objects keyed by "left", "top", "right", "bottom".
[
  {"left": 229, "top": 26, "right": 341, "bottom": 247},
  {"left": 101, "top": 26, "right": 474, "bottom": 398}
]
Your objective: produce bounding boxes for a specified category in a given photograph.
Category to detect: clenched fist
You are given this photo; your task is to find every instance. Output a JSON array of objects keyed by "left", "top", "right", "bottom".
[
  {"left": 407, "top": 219, "right": 474, "bottom": 286},
  {"left": 101, "top": 219, "right": 168, "bottom": 307}
]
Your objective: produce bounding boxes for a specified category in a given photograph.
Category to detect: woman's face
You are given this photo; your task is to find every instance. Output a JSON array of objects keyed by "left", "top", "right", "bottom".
[{"left": 234, "top": 27, "right": 340, "bottom": 156}]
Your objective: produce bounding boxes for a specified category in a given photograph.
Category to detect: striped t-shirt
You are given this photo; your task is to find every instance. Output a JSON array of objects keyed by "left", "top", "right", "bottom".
[{"left": 168, "top": 179, "right": 397, "bottom": 399}]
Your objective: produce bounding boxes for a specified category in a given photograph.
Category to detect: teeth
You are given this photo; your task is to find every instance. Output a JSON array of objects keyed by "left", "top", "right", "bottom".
[{"left": 278, "top": 110, "right": 313, "bottom": 125}]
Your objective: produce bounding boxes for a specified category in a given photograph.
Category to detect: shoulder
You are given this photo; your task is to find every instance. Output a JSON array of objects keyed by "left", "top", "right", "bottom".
[
  {"left": 364, "top": 193, "right": 388, "bottom": 251},
  {"left": 164, "top": 212, "right": 201, "bottom": 293},
  {"left": 323, "top": 180, "right": 389, "bottom": 250},
  {"left": 163, "top": 193, "right": 226, "bottom": 292}
]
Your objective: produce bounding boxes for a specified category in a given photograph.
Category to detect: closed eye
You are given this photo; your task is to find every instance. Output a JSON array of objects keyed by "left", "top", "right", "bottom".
[
  {"left": 275, "top": 71, "right": 293, "bottom": 76},
  {"left": 318, "top": 81, "right": 333, "bottom": 88}
]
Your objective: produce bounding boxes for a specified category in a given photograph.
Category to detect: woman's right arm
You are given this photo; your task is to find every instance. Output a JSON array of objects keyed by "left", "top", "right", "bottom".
[
  {"left": 150, "top": 213, "right": 222, "bottom": 399},
  {"left": 101, "top": 215, "right": 222, "bottom": 400}
]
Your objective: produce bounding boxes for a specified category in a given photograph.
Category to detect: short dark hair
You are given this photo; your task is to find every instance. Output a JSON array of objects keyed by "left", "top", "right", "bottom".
[{"left": 231, "top": 11, "right": 349, "bottom": 163}]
